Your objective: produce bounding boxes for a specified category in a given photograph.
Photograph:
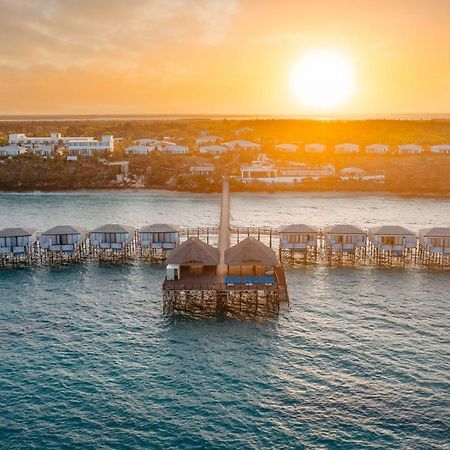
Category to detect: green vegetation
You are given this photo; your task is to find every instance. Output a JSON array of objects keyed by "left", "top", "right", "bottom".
[{"left": 0, "top": 119, "right": 449, "bottom": 194}]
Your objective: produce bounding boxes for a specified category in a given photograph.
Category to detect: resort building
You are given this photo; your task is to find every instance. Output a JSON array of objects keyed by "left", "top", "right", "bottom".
[
  {"left": 195, "top": 135, "right": 222, "bottom": 145},
  {"left": 125, "top": 144, "right": 155, "bottom": 155},
  {"left": 8, "top": 132, "right": 62, "bottom": 146},
  {"left": 398, "top": 144, "right": 423, "bottom": 155},
  {"left": 165, "top": 237, "right": 220, "bottom": 282},
  {"left": 90, "top": 224, "right": 135, "bottom": 250},
  {"left": 198, "top": 145, "right": 228, "bottom": 155},
  {"left": 279, "top": 163, "right": 335, "bottom": 180},
  {"left": 135, "top": 138, "right": 169, "bottom": 146},
  {"left": 160, "top": 144, "right": 189, "bottom": 155},
  {"left": 31, "top": 144, "right": 54, "bottom": 156},
  {"left": 189, "top": 165, "right": 215, "bottom": 176},
  {"left": 335, "top": 143, "right": 360, "bottom": 154},
  {"left": 304, "top": 143, "right": 326, "bottom": 153},
  {"left": 240, "top": 154, "right": 277, "bottom": 180},
  {"left": 67, "top": 135, "right": 114, "bottom": 156},
  {"left": 275, "top": 143, "right": 299, "bottom": 152},
  {"left": 224, "top": 140, "right": 261, "bottom": 151},
  {"left": 430, "top": 145, "right": 450, "bottom": 154},
  {"left": 0, "top": 227, "right": 36, "bottom": 255},
  {"left": 279, "top": 224, "right": 318, "bottom": 250},
  {"left": 366, "top": 144, "right": 389, "bottom": 154},
  {"left": 0, "top": 145, "right": 27, "bottom": 156},
  {"left": 419, "top": 227, "right": 450, "bottom": 251},
  {"left": 138, "top": 224, "right": 179, "bottom": 249},
  {"left": 368, "top": 226, "right": 416, "bottom": 251},
  {"left": 224, "top": 236, "right": 279, "bottom": 280},
  {"left": 340, "top": 167, "right": 366, "bottom": 180},
  {"left": 234, "top": 127, "right": 254, "bottom": 135},
  {"left": 324, "top": 224, "right": 366, "bottom": 250},
  {"left": 39, "top": 225, "right": 87, "bottom": 252}
]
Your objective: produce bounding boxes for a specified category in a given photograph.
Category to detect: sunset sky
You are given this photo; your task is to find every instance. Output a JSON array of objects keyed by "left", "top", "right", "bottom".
[{"left": 0, "top": 0, "right": 449, "bottom": 116}]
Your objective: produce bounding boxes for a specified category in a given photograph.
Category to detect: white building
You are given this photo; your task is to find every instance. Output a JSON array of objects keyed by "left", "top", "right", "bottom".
[
  {"left": 189, "top": 165, "right": 215, "bottom": 176},
  {"left": 0, "top": 145, "right": 27, "bottom": 156},
  {"left": 67, "top": 135, "right": 114, "bottom": 156},
  {"left": 125, "top": 145, "right": 155, "bottom": 156},
  {"left": 199, "top": 145, "right": 228, "bottom": 155},
  {"left": 240, "top": 154, "right": 277, "bottom": 180},
  {"left": 366, "top": 144, "right": 389, "bottom": 154},
  {"left": 275, "top": 143, "right": 299, "bottom": 152},
  {"left": 335, "top": 143, "right": 360, "bottom": 154},
  {"left": 31, "top": 144, "right": 54, "bottom": 156},
  {"left": 160, "top": 144, "right": 189, "bottom": 155},
  {"left": 234, "top": 127, "right": 253, "bottom": 135},
  {"left": 340, "top": 167, "right": 366, "bottom": 180},
  {"left": 430, "top": 144, "right": 450, "bottom": 155},
  {"left": 224, "top": 140, "right": 261, "bottom": 151},
  {"left": 195, "top": 135, "right": 221, "bottom": 146},
  {"left": 398, "top": 144, "right": 423, "bottom": 155},
  {"left": 280, "top": 163, "right": 335, "bottom": 180},
  {"left": 304, "top": 143, "right": 326, "bottom": 153},
  {"left": 8, "top": 132, "right": 62, "bottom": 146}
]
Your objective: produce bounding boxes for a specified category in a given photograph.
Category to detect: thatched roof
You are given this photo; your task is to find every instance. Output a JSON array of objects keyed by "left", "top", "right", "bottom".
[
  {"left": 91, "top": 224, "right": 135, "bottom": 234},
  {"left": 324, "top": 224, "right": 365, "bottom": 234},
  {"left": 166, "top": 237, "right": 219, "bottom": 266},
  {"left": 42, "top": 225, "right": 86, "bottom": 236},
  {"left": 139, "top": 223, "right": 179, "bottom": 233},
  {"left": 279, "top": 224, "right": 318, "bottom": 234},
  {"left": 225, "top": 237, "right": 277, "bottom": 266},
  {"left": 0, "top": 227, "right": 36, "bottom": 238},
  {"left": 369, "top": 225, "right": 415, "bottom": 236},
  {"left": 419, "top": 227, "right": 450, "bottom": 238}
]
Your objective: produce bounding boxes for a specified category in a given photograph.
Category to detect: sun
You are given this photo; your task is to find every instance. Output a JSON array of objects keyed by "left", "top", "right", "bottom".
[{"left": 290, "top": 49, "right": 355, "bottom": 110}]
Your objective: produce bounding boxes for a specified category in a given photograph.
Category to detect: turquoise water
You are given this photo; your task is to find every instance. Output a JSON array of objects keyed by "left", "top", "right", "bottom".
[{"left": 1, "top": 192, "right": 449, "bottom": 448}]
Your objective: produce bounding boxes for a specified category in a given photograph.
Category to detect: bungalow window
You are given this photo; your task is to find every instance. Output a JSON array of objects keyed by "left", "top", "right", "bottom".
[
  {"left": 104, "top": 233, "right": 117, "bottom": 243},
  {"left": 381, "top": 236, "right": 395, "bottom": 245}
]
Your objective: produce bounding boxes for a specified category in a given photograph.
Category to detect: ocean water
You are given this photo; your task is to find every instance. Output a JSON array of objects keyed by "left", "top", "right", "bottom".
[{"left": 0, "top": 191, "right": 449, "bottom": 449}]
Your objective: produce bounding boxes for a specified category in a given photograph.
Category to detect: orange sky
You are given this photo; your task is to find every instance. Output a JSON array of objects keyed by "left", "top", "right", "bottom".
[{"left": 0, "top": 0, "right": 449, "bottom": 115}]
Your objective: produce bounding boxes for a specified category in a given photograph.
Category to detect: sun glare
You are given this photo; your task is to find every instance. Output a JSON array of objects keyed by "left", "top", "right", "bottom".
[{"left": 290, "top": 49, "right": 355, "bottom": 110}]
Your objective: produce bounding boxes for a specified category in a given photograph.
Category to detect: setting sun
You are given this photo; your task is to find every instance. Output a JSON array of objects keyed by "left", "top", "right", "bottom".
[{"left": 290, "top": 50, "right": 355, "bottom": 110}]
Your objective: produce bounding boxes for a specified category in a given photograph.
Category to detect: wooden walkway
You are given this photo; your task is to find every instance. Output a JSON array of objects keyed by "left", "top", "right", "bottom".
[{"left": 218, "top": 178, "right": 230, "bottom": 274}]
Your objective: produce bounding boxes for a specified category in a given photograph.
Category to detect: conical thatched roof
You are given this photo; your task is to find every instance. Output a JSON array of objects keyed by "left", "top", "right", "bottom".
[
  {"left": 166, "top": 237, "right": 219, "bottom": 266},
  {"left": 225, "top": 236, "right": 277, "bottom": 266}
]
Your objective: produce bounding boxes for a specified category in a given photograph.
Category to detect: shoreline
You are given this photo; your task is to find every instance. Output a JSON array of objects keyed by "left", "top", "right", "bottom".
[{"left": 0, "top": 186, "right": 449, "bottom": 199}]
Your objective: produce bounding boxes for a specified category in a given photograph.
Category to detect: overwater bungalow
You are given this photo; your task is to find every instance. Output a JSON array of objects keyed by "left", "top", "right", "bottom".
[
  {"left": 418, "top": 227, "right": 450, "bottom": 267},
  {"left": 368, "top": 226, "right": 416, "bottom": 251},
  {"left": 0, "top": 227, "right": 36, "bottom": 256},
  {"left": 90, "top": 224, "right": 135, "bottom": 250},
  {"left": 225, "top": 236, "right": 279, "bottom": 281},
  {"left": 324, "top": 224, "right": 366, "bottom": 249},
  {"left": 138, "top": 224, "right": 179, "bottom": 249},
  {"left": 165, "top": 237, "right": 220, "bottom": 283},
  {"left": 419, "top": 227, "right": 450, "bottom": 252},
  {"left": 40, "top": 225, "right": 87, "bottom": 253},
  {"left": 368, "top": 225, "right": 416, "bottom": 265},
  {"left": 324, "top": 224, "right": 366, "bottom": 263},
  {"left": 278, "top": 224, "right": 318, "bottom": 262}
]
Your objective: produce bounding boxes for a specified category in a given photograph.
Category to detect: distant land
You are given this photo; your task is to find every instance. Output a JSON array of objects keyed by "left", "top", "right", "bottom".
[
  {"left": 1, "top": 118, "right": 449, "bottom": 195},
  {"left": 0, "top": 113, "right": 450, "bottom": 122}
]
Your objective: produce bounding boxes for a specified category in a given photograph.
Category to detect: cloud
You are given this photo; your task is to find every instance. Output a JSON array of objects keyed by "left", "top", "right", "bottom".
[{"left": 0, "top": 0, "right": 237, "bottom": 70}]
